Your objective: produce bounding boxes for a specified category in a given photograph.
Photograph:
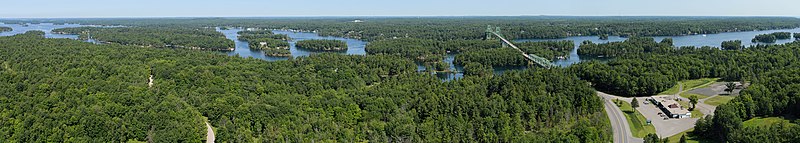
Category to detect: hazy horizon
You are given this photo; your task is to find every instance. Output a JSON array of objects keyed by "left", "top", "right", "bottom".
[{"left": 3, "top": 0, "right": 800, "bottom": 18}]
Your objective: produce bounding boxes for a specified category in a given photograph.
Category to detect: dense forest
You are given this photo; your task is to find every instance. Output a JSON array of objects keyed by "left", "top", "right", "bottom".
[
  {"left": 0, "top": 27, "right": 10, "bottom": 32},
  {"left": 52, "top": 27, "right": 234, "bottom": 51},
  {"left": 795, "top": 33, "right": 800, "bottom": 39},
  {"left": 236, "top": 30, "right": 290, "bottom": 42},
  {"left": 721, "top": 40, "right": 743, "bottom": 50},
  {"left": 0, "top": 31, "right": 610, "bottom": 142},
  {"left": 574, "top": 39, "right": 800, "bottom": 96},
  {"left": 364, "top": 38, "right": 499, "bottom": 63},
  {"left": 752, "top": 32, "right": 792, "bottom": 43},
  {"left": 516, "top": 40, "right": 573, "bottom": 59},
  {"left": 6, "top": 17, "right": 800, "bottom": 41},
  {"left": 453, "top": 48, "right": 528, "bottom": 67},
  {"left": 295, "top": 39, "right": 348, "bottom": 51},
  {"left": 577, "top": 37, "right": 673, "bottom": 58},
  {"left": 236, "top": 30, "right": 291, "bottom": 56}
]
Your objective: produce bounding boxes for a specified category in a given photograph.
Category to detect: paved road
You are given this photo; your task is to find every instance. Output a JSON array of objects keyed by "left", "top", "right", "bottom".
[
  {"left": 599, "top": 92, "right": 643, "bottom": 143},
  {"left": 206, "top": 122, "right": 215, "bottom": 143},
  {"left": 674, "top": 83, "right": 717, "bottom": 117}
]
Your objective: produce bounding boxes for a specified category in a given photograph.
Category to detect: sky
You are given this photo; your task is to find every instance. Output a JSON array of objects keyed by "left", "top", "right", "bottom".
[{"left": 2, "top": 0, "right": 800, "bottom": 18}]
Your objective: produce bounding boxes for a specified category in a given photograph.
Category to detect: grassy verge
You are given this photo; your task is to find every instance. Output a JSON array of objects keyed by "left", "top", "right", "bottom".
[
  {"left": 659, "top": 85, "right": 682, "bottom": 95},
  {"left": 743, "top": 117, "right": 798, "bottom": 127},
  {"left": 684, "top": 78, "right": 719, "bottom": 89},
  {"left": 617, "top": 100, "right": 656, "bottom": 138},
  {"left": 704, "top": 96, "right": 734, "bottom": 106},
  {"left": 675, "top": 100, "right": 704, "bottom": 118},
  {"left": 691, "top": 110, "right": 704, "bottom": 118},
  {"left": 659, "top": 78, "right": 719, "bottom": 95},
  {"left": 666, "top": 128, "right": 716, "bottom": 143},
  {"left": 680, "top": 92, "right": 710, "bottom": 100}
]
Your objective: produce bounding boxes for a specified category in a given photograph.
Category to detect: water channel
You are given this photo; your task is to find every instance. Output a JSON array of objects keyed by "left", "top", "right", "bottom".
[{"left": 2, "top": 23, "right": 798, "bottom": 81}]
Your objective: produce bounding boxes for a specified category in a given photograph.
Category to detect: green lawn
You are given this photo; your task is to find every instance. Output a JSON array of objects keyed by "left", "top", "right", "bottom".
[
  {"left": 684, "top": 78, "right": 719, "bottom": 89},
  {"left": 704, "top": 96, "right": 735, "bottom": 106},
  {"left": 680, "top": 92, "right": 710, "bottom": 100},
  {"left": 666, "top": 128, "right": 716, "bottom": 143},
  {"left": 618, "top": 100, "right": 656, "bottom": 138},
  {"left": 659, "top": 78, "right": 719, "bottom": 95},
  {"left": 691, "top": 110, "right": 704, "bottom": 118},
  {"left": 743, "top": 117, "right": 798, "bottom": 127},
  {"left": 675, "top": 100, "right": 704, "bottom": 118},
  {"left": 659, "top": 85, "right": 682, "bottom": 95}
]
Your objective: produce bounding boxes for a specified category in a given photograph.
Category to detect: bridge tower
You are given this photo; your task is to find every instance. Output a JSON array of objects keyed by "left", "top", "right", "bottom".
[
  {"left": 495, "top": 27, "right": 508, "bottom": 48},
  {"left": 485, "top": 25, "right": 495, "bottom": 40}
]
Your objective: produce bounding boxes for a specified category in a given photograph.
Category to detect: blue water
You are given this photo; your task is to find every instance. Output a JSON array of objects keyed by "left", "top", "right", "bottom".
[
  {"left": 0, "top": 23, "right": 118, "bottom": 44},
  {"left": 5, "top": 23, "right": 798, "bottom": 81},
  {"left": 517, "top": 28, "right": 800, "bottom": 67},
  {"left": 216, "top": 28, "right": 367, "bottom": 61},
  {"left": 0, "top": 23, "right": 86, "bottom": 39}
]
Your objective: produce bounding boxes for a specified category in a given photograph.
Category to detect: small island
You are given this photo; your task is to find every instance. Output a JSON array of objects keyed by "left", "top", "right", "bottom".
[
  {"left": 0, "top": 27, "right": 11, "bottom": 32},
  {"left": 599, "top": 34, "right": 609, "bottom": 40},
  {"left": 295, "top": 39, "right": 348, "bottom": 51},
  {"left": 237, "top": 29, "right": 293, "bottom": 56},
  {"left": 752, "top": 32, "right": 791, "bottom": 43},
  {"left": 794, "top": 33, "right": 800, "bottom": 40},
  {"left": 248, "top": 38, "right": 291, "bottom": 57}
]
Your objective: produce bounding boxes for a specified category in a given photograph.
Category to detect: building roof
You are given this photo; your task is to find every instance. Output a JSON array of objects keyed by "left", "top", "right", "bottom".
[{"left": 660, "top": 99, "right": 690, "bottom": 115}]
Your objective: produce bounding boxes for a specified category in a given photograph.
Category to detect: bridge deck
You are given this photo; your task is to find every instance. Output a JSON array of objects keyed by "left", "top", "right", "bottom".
[{"left": 491, "top": 32, "right": 556, "bottom": 68}]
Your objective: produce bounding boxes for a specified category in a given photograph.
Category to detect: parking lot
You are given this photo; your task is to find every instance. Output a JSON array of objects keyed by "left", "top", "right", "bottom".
[{"left": 633, "top": 96, "right": 698, "bottom": 138}]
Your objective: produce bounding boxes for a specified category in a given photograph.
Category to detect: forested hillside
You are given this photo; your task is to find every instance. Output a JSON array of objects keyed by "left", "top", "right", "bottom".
[
  {"left": 52, "top": 27, "right": 234, "bottom": 51},
  {"left": 0, "top": 31, "right": 610, "bottom": 142}
]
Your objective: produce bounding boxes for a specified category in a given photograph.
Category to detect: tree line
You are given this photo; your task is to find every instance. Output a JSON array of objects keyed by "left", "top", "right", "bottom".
[
  {"left": 573, "top": 38, "right": 799, "bottom": 96},
  {"left": 752, "top": 32, "right": 792, "bottom": 43},
  {"left": 693, "top": 67, "right": 800, "bottom": 142},
  {"left": 52, "top": 27, "right": 234, "bottom": 51},
  {"left": 577, "top": 37, "right": 673, "bottom": 58},
  {"left": 295, "top": 39, "right": 348, "bottom": 51},
  {"left": 237, "top": 30, "right": 290, "bottom": 41},
  {"left": 10, "top": 17, "right": 800, "bottom": 42}
]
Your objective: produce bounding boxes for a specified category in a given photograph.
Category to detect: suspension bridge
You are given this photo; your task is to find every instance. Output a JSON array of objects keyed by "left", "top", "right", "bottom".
[{"left": 486, "top": 25, "right": 556, "bottom": 68}]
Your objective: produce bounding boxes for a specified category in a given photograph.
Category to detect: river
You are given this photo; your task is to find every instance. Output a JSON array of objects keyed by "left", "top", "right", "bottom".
[
  {"left": 3, "top": 23, "right": 798, "bottom": 81},
  {"left": 0, "top": 23, "right": 86, "bottom": 38},
  {"left": 516, "top": 28, "right": 800, "bottom": 67},
  {"left": 216, "top": 27, "right": 367, "bottom": 60}
]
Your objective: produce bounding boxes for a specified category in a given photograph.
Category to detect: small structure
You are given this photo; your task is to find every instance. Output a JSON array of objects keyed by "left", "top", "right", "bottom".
[
  {"left": 352, "top": 19, "right": 365, "bottom": 23},
  {"left": 649, "top": 97, "right": 691, "bottom": 118}
]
